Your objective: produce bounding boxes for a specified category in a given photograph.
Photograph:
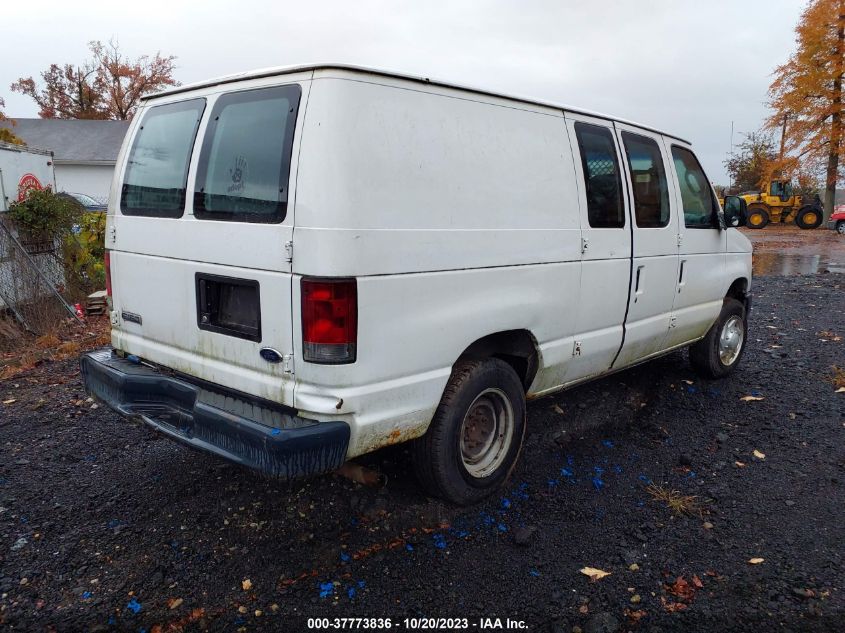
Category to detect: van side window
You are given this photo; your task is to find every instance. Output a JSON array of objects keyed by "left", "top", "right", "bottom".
[
  {"left": 121, "top": 99, "right": 205, "bottom": 217},
  {"left": 574, "top": 122, "right": 625, "bottom": 228},
  {"left": 671, "top": 146, "right": 719, "bottom": 228},
  {"left": 194, "top": 85, "right": 301, "bottom": 223},
  {"left": 621, "top": 132, "right": 670, "bottom": 228}
]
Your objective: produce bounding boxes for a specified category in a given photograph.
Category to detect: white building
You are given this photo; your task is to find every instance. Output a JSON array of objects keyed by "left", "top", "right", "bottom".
[{"left": 0, "top": 119, "right": 129, "bottom": 204}]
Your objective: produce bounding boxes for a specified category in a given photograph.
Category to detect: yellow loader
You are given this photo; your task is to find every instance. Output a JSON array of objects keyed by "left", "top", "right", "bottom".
[{"left": 729, "top": 180, "right": 823, "bottom": 229}]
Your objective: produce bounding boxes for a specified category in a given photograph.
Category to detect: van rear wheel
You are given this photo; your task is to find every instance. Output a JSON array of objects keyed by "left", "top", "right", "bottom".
[
  {"left": 689, "top": 298, "right": 747, "bottom": 379},
  {"left": 413, "top": 359, "right": 526, "bottom": 505}
]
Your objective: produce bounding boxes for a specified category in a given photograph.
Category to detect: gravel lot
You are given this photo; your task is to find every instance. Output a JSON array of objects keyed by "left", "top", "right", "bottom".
[{"left": 1, "top": 230, "right": 843, "bottom": 632}]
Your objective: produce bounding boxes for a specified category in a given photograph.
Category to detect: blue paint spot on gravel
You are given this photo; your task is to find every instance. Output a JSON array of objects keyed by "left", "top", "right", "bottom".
[{"left": 126, "top": 597, "right": 142, "bottom": 614}]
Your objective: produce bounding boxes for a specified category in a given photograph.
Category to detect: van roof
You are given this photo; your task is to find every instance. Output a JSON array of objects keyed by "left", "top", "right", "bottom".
[{"left": 144, "top": 63, "right": 691, "bottom": 144}]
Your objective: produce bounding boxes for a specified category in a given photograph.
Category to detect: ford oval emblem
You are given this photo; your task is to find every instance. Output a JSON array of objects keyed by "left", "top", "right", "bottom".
[{"left": 259, "top": 348, "right": 283, "bottom": 363}]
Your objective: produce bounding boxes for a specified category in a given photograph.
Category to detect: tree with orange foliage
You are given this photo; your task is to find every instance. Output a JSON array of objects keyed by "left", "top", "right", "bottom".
[
  {"left": 767, "top": 0, "right": 844, "bottom": 221},
  {"left": 11, "top": 40, "right": 179, "bottom": 121},
  {"left": 0, "top": 97, "right": 24, "bottom": 145}
]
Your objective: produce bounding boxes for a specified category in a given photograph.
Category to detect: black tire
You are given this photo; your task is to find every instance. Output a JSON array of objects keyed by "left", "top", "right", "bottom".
[
  {"left": 745, "top": 206, "right": 769, "bottom": 229},
  {"left": 412, "top": 358, "right": 526, "bottom": 505},
  {"left": 836, "top": 220, "right": 845, "bottom": 235},
  {"left": 795, "top": 205, "right": 823, "bottom": 229},
  {"left": 689, "top": 298, "right": 747, "bottom": 379}
]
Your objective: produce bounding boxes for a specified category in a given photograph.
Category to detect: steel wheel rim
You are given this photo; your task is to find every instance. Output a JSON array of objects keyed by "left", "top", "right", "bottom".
[
  {"left": 837, "top": 223, "right": 845, "bottom": 235},
  {"left": 804, "top": 212, "right": 818, "bottom": 225},
  {"left": 719, "top": 315, "right": 745, "bottom": 366},
  {"left": 749, "top": 213, "right": 764, "bottom": 226},
  {"left": 460, "top": 387, "right": 514, "bottom": 478}
]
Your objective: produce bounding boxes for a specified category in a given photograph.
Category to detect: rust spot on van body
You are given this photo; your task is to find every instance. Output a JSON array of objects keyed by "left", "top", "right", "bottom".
[{"left": 357, "top": 419, "right": 429, "bottom": 455}]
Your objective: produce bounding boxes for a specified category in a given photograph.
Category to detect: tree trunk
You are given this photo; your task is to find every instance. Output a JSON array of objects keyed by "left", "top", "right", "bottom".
[{"left": 825, "top": 10, "right": 845, "bottom": 222}]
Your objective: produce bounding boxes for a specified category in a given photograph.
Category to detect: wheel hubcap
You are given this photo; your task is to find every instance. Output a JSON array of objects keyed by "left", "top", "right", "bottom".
[
  {"left": 460, "top": 388, "right": 514, "bottom": 478},
  {"left": 718, "top": 315, "right": 745, "bottom": 366},
  {"left": 750, "top": 213, "right": 763, "bottom": 226},
  {"left": 804, "top": 212, "right": 818, "bottom": 225}
]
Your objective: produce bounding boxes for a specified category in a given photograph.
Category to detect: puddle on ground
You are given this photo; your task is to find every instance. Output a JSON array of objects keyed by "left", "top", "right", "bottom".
[{"left": 753, "top": 252, "right": 845, "bottom": 276}]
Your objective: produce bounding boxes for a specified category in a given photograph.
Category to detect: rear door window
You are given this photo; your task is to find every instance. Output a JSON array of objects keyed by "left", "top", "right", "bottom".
[
  {"left": 574, "top": 122, "right": 625, "bottom": 228},
  {"left": 671, "top": 146, "right": 719, "bottom": 228},
  {"left": 621, "top": 132, "right": 671, "bottom": 228},
  {"left": 194, "top": 85, "right": 301, "bottom": 223},
  {"left": 121, "top": 99, "right": 205, "bottom": 217}
]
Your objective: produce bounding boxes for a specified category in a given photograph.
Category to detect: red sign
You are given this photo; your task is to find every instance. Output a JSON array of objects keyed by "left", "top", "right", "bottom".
[{"left": 17, "top": 173, "right": 43, "bottom": 201}]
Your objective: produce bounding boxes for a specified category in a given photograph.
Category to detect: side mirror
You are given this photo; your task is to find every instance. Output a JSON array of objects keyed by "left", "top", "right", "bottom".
[{"left": 723, "top": 196, "right": 747, "bottom": 228}]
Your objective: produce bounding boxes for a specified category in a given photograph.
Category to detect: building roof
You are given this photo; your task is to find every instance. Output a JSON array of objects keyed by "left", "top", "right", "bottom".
[
  {"left": 0, "top": 118, "right": 129, "bottom": 164},
  {"left": 146, "top": 63, "right": 691, "bottom": 144}
]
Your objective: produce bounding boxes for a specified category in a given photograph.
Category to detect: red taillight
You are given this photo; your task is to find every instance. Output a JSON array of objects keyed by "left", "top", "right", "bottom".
[
  {"left": 301, "top": 278, "right": 357, "bottom": 364},
  {"left": 104, "top": 250, "right": 112, "bottom": 298}
]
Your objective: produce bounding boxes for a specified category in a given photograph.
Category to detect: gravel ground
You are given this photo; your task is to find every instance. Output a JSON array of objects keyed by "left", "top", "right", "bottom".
[{"left": 0, "top": 271, "right": 843, "bottom": 633}]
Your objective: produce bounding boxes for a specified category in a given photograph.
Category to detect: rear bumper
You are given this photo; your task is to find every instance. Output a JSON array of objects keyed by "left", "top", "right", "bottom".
[{"left": 80, "top": 349, "right": 350, "bottom": 479}]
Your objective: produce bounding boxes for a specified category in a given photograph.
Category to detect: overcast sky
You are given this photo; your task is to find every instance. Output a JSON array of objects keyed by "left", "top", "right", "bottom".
[{"left": 1, "top": 0, "right": 805, "bottom": 183}]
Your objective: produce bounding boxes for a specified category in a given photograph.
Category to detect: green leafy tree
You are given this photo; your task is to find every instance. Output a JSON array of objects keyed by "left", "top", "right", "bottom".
[
  {"left": 723, "top": 131, "right": 778, "bottom": 193},
  {"left": 8, "top": 188, "right": 81, "bottom": 237}
]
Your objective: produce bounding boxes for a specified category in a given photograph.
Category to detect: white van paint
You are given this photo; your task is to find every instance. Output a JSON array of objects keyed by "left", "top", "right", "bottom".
[{"left": 84, "top": 65, "right": 752, "bottom": 503}]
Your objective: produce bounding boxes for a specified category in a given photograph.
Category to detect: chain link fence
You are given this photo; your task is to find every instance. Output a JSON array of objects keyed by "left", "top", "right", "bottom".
[{"left": 0, "top": 215, "right": 80, "bottom": 337}]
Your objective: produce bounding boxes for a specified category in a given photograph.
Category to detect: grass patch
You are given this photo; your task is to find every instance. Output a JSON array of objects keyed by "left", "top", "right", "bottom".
[{"left": 646, "top": 484, "right": 704, "bottom": 518}]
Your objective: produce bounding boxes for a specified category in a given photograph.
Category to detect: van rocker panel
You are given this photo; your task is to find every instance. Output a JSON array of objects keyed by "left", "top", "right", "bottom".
[{"left": 80, "top": 349, "right": 349, "bottom": 479}]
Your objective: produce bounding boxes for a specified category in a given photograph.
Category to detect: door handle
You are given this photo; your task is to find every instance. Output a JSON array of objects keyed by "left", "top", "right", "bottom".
[
  {"left": 678, "top": 259, "right": 686, "bottom": 292},
  {"left": 634, "top": 265, "right": 645, "bottom": 302}
]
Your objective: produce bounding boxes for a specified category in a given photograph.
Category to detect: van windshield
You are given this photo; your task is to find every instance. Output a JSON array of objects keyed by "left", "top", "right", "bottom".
[
  {"left": 121, "top": 99, "right": 205, "bottom": 217},
  {"left": 194, "top": 85, "right": 301, "bottom": 223}
]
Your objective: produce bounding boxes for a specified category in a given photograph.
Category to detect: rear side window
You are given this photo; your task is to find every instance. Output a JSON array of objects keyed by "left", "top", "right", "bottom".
[
  {"left": 574, "top": 122, "right": 625, "bottom": 228},
  {"left": 194, "top": 85, "right": 301, "bottom": 223},
  {"left": 121, "top": 99, "right": 205, "bottom": 217},
  {"left": 621, "top": 132, "right": 670, "bottom": 228},
  {"left": 671, "top": 146, "right": 719, "bottom": 228}
]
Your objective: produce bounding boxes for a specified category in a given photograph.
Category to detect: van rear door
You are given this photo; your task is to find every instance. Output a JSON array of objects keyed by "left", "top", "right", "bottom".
[{"left": 108, "top": 83, "right": 306, "bottom": 405}]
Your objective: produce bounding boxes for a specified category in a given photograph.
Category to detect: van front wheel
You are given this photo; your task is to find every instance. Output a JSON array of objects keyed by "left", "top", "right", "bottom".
[
  {"left": 413, "top": 359, "right": 526, "bottom": 505},
  {"left": 689, "top": 298, "right": 747, "bottom": 379}
]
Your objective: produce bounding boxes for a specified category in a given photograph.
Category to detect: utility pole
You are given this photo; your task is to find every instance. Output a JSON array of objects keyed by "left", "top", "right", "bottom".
[
  {"left": 728, "top": 120, "right": 734, "bottom": 191},
  {"left": 779, "top": 113, "right": 788, "bottom": 160}
]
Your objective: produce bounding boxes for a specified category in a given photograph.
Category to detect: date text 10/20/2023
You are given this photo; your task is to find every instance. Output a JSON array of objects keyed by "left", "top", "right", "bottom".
[{"left": 307, "top": 617, "right": 529, "bottom": 630}]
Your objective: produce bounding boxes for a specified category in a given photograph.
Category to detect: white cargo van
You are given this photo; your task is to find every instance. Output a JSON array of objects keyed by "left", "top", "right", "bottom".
[{"left": 81, "top": 65, "right": 752, "bottom": 504}]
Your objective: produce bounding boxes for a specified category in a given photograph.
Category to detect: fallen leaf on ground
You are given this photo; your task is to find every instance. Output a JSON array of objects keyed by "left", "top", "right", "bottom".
[
  {"left": 661, "top": 597, "right": 688, "bottom": 613},
  {"left": 579, "top": 566, "right": 611, "bottom": 581},
  {"left": 241, "top": 579, "right": 252, "bottom": 591},
  {"left": 683, "top": 380, "right": 694, "bottom": 385},
  {"left": 167, "top": 597, "right": 183, "bottom": 609},
  {"left": 740, "top": 396, "right": 764, "bottom": 402},
  {"left": 836, "top": 387, "right": 845, "bottom": 393},
  {"left": 753, "top": 450, "right": 766, "bottom": 459},
  {"left": 2, "top": 399, "right": 16, "bottom": 405},
  {"left": 552, "top": 404, "right": 564, "bottom": 414},
  {"left": 748, "top": 558, "right": 765, "bottom": 565},
  {"left": 735, "top": 461, "right": 746, "bottom": 467},
  {"left": 624, "top": 608, "right": 648, "bottom": 622},
  {"left": 692, "top": 575, "right": 704, "bottom": 589},
  {"left": 666, "top": 576, "right": 695, "bottom": 601}
]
